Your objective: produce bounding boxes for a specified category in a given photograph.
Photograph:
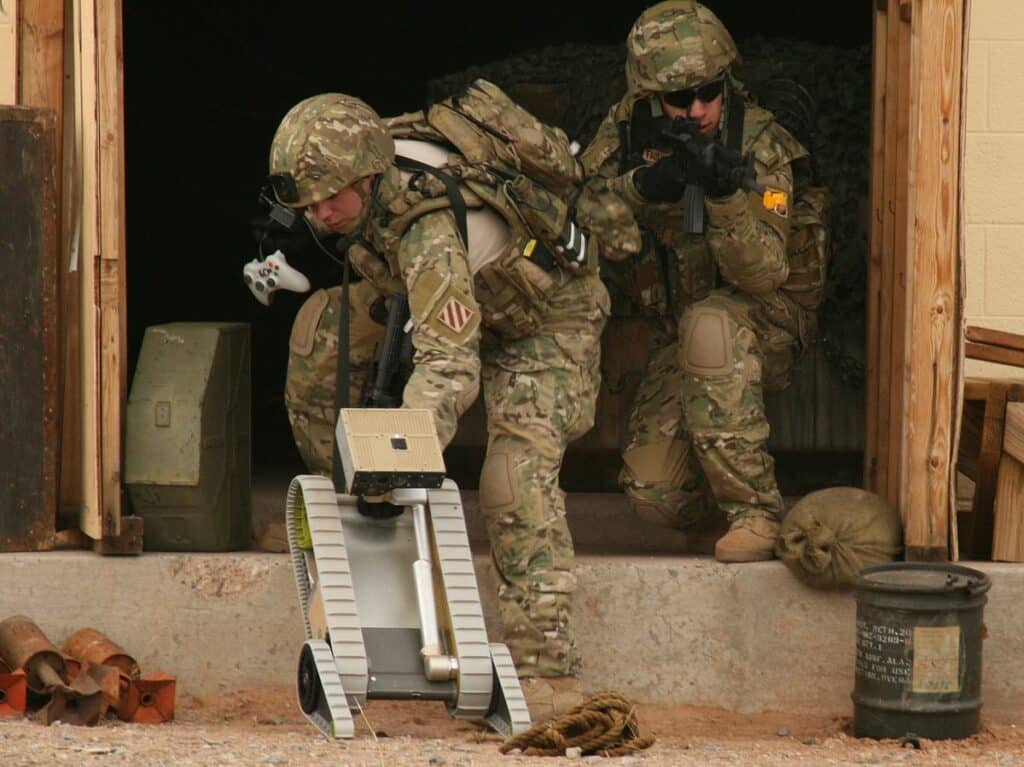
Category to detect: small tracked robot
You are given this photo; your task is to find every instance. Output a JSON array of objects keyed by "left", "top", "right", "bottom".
[{"left": 286, "top": 408, "right": 530, "bottom": 738}]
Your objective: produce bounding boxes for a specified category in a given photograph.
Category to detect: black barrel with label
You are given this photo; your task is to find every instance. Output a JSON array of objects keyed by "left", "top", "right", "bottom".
[{"left": 852, "top": 563, "right": 991, "bottom": 740}]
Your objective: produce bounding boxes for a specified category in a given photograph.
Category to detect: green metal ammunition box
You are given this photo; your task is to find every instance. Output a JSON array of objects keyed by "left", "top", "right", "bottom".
[{"left": 125, "top": 323, "right": 252, "bottom": 551}]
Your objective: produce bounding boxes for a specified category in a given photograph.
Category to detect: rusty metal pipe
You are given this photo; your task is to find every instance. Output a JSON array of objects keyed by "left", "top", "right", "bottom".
[
  {"left": 62, "top": 628, "right": 140, "bottom": 680},
  {"left": 30, "top": 657, "right": 105, "bottom": 726},
  {"left": 0, "top": 616, "right": 66, "bottom": 693}
]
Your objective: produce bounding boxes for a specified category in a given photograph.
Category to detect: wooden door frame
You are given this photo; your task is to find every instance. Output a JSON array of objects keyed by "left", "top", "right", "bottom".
[{"left": 865, "top": 0, "right": 969, "bottom": 560}]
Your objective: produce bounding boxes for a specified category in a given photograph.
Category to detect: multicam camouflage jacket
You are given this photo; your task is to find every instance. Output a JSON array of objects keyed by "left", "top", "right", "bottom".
[{"left": 578, "top": 88, "right": 829, "bottom": 319}]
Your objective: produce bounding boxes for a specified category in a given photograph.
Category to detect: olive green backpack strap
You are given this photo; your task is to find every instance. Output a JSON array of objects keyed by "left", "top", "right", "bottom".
[{"left": 393, "top": 155, "right": 469, "bottom": 246}]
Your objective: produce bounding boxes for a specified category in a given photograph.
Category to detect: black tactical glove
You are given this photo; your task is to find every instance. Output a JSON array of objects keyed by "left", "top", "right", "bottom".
[
  {"left": 633, "top": 155, "right": 687, "bottom": 204},
  {"left": 251, "top": 213, "right": 314, "bottom": 257},
  {"left": 690, "top": 143, "right": 745, "bottom": 199}
]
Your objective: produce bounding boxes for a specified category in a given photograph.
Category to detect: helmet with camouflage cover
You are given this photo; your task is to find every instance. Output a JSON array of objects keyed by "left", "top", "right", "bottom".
[
  {"left": 269, "top": 94, "right": 394, "bottom": 208},
  {"left": 625, "top": 0, "right": 740, "bottom": 94}
]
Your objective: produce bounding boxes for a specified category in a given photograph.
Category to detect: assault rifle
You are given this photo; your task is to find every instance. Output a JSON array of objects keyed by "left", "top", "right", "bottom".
[
  {"left": 363, "top": 293, "right": 414, "bottom": 408},
  {"left": 661, "top": 117, "right": 788, "bottom": 234}
]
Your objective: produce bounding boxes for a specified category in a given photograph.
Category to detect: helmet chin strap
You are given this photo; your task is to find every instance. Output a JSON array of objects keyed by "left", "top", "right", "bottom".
[{"left": 331, "top": 174, "right": 383, "bottom": 255}]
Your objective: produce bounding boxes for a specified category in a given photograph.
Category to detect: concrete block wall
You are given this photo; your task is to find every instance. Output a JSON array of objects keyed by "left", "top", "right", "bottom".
[{"left": 965, "top": 0, "right": 1024, "bottom": 378}]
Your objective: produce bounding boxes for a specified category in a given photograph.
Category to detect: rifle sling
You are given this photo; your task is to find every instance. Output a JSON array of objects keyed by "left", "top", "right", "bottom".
[
  {"left": 331, "top": 247, "right": 352, "bottom": 491},
  {"left": 726, "top": 84, "right": 745, "bottom": 154}
]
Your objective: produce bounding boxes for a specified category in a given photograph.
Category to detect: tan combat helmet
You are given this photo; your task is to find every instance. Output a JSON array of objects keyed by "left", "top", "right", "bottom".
[
  {"left": 625, "top": 0, "right": 740, "bottom": 94},
  {"left": 269, "top": 94, "right": 395, "bottom": 208}
]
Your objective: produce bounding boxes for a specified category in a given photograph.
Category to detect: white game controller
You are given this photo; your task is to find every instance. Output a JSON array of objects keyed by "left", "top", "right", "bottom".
[{"left": 243, "top": 250, "right": 311, "bottom": 305}]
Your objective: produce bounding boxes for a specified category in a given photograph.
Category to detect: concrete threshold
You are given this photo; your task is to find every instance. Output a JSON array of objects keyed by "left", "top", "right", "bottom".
[{"left": 1, "top": 549, "right": 1021, "bottom": 719}]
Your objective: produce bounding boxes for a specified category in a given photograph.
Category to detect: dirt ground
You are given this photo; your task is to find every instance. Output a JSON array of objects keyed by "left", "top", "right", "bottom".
[{"left": 1, "top": 687, "right": 1023, "bottom": 766}]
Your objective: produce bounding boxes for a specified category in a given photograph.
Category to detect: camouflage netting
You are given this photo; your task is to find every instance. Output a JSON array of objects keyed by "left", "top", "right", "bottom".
[{"left": 428, "top": 38, "right": 871, "bottom": 386}]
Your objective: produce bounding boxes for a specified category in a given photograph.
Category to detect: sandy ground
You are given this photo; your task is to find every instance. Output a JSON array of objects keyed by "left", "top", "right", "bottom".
[{"left": 0, "top": 687, "right": 1023, "bottom": 766}]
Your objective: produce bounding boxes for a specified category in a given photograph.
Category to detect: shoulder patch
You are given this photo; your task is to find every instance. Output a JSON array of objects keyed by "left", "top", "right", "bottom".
[
  {"left": 437, "top": 295, "right": 475, "bottom": 334},
  {"left": 409, "top": 269, "right": 481, "bottom": 345}
]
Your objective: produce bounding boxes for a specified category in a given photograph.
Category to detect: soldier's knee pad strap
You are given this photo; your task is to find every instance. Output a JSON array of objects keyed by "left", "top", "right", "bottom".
[
  {"left": 289, "top": 289, "right": 330, "bottom": 357},
  {"left": 621, "top": 440, "right": 689, "bottom": 485},
  {"left": 479, "top": 452, "right": 520, "bottom": 516},
  {"left": 681, "top": 305, "right": 734, "bottom": 376}
]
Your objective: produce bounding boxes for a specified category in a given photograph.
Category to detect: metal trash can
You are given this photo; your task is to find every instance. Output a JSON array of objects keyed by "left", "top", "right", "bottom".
[{"left": 852, "top": 563, "right": 990, "bottom": 740}]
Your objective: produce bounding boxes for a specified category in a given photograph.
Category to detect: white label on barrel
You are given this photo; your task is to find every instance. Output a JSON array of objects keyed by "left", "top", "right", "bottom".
[
  {"left": 912, "top": 626, "right": 961, "bottom": 693},
  {"left": 855, "top": 620, "right": 912, "bottom": 686}
]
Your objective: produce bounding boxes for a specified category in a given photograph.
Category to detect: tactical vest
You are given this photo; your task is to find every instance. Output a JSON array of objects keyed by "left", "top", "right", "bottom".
[
  {"left": 618, "top": 93, "right": 831, "bottom": 319},
  {"left": 353, "top": 79, "right": 592, "bottom": 338}
]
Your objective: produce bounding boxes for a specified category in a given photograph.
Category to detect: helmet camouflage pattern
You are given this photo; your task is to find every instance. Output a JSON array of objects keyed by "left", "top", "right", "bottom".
[
  {"left": 269, "top": 94, "right": 394, "bottom": 208},
  {"left": 625, "top": 0, "right": 740, "bottom": 93}
]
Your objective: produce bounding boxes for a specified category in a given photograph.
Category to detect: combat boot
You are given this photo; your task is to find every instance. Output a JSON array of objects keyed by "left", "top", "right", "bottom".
[
  {"left": 714, "top": 516, "right": 780, "bottom": 563},
  {"left": 521, "top": 676, "right": 585, "bottom": 725}
]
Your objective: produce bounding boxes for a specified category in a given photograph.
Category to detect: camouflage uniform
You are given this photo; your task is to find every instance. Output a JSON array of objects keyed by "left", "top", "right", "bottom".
[
  {"left": 285, "top": 279, "right": 385, "bottom": 474},
  {"left": 579, "top": 0, "right": 815, "bottom": 532},
  {"left": 272, "top": 94, "right": 609, "bottom": 676}
]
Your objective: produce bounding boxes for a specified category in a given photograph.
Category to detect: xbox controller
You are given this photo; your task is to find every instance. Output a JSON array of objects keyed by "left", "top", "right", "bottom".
[{"left": 243, "top": 250, "right": 311, "bottom": 306}]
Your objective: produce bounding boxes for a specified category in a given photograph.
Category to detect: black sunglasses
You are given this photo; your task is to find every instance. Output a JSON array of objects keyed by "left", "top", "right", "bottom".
[{"left": 662, "top": 74, "right": 726, "bottom": 110}]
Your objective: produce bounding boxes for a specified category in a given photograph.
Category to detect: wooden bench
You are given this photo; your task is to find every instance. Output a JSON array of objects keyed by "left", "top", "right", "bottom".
[{"left": 958, "top": 327, "right": 1024, "bottom": 560}]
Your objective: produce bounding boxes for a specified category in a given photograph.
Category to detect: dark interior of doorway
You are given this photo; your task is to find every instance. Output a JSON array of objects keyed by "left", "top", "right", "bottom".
[{"left": 123, "top": 1, "right": 872, "bottom": 490}]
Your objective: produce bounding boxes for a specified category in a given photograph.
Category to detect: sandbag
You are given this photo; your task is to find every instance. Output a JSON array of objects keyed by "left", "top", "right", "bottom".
[{"left": 775, "top": 487, "right": 903, "bottom": 589}]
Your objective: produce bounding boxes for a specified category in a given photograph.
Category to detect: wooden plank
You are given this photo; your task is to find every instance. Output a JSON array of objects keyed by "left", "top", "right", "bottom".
[
  {"left": 966, "top": 326, "right": 1024, "bottom": 353},
  {"left": 971, "top": 382, "right": 1009, "bottom": 559},
  {"left": 872, "top": 1, "right": 902, "bottom": 500},
  {"left": 1004, "top": 402, "right": 1024, "bottom": 465},
  {"left": 900, "top": 0, "right": 965, "bottom": 561},
  {"left": 886, "top": 4, "right": 913, "bottom": 512},
  {"left": 948, "top": 0, "right": 972, "bottom": 563},
  {"left": 964, "top": 378, "right": 1024, "bottom": 402},
  {"left": 16, "top": 0, "right": 62, "bottom": 111},
  {"left": 965, "top": 342, "right": 1024, "bottom": 370},
  {"left": 68, "top": 0, "right": 127, "bottom": 541},
  {"left": 992, "top": 453, "right": 1024, "bottom": 562},
  {"left": 0, "top": 106, "right": 58, "bottom": 551},
  {"left": 0, "top": 0, "right": 15, "bottom": 104},
  {"left": 865, "top": 0, "right": 889, "bottom": 491},
  {"left": 95, "top": 0, "right": 126, "bottom": 537},
  {"left": 60, "top": 0, "right": 82, "bottom": 522},
  {"left": 956, "top": 398, "right": 984, "bottom": 482},
  {"left": 73, "top": 0, "right": 104, "bottom": 540}
]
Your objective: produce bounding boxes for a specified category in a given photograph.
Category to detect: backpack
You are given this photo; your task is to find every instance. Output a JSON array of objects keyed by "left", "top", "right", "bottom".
[{"left": 383, "top": 79, "right": 591, "bottom": 336}]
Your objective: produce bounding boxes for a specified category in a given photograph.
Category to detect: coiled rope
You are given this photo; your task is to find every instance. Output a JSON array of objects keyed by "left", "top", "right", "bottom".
[{"left": 499, "top": 691, "right": 655, "bottom": 757}]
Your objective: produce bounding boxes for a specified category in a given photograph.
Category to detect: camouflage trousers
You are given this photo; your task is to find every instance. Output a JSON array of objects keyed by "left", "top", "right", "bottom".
[
  {"left": 285, "top": 280, "right": 386, "bottom": 474},
  {"left": 285, "top": 273, "right": 609, "bottom": 677},
  {"left": 619, "top": 286, "right": 811, "bottom": 530}
]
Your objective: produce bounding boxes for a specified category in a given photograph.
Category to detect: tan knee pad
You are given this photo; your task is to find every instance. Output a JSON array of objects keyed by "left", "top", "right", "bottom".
[
  {"left": 479, "top": 452, "right": 520, "bottom": 516},
  {"left": 620, "top": 441, "right": 688, "bottom": 529},
  {"left": 680, "top": 305, "right": 734, "bottom": 376},
  {"left": 289, "top": 289, "right": 330, "bottom": 357},
  {"left": 621, "top": 440, "right": 689, "bottom": 485}
]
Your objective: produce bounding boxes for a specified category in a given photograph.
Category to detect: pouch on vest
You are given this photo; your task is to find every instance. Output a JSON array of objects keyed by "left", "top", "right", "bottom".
[
  {"left": 473, "top": 228, "right": 564, "bottom": 338},
  {"left": 780, "top": 185, "right": 831, "bottom": 312}
]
